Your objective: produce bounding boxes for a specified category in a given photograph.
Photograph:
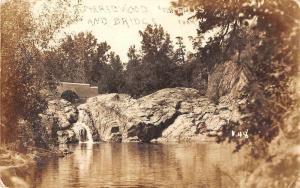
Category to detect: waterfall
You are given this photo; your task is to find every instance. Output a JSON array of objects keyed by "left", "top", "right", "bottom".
[
  {"left": 80, "top": 123, "right": 93, "bottom": 143},
  {"left": 73, "top": 107, "right": 95, "bottom": 143}
]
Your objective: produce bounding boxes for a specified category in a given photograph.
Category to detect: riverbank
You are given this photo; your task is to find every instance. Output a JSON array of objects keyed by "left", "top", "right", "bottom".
[
  {"left": 0, "top": 147, "right": 35, "bottom": 188},
  {"left": 0, "top": 145, "right": 74, "bottom": 188}
]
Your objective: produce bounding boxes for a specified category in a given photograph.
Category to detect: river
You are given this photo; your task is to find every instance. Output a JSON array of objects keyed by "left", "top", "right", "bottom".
[{"left": 30, "top": 142, "right": 249, "bottom": 188}]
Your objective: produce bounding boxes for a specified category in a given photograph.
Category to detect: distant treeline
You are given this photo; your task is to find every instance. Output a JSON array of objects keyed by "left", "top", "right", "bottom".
[{"left": 44, "top": 25, "right": 208, "bottom": 98}]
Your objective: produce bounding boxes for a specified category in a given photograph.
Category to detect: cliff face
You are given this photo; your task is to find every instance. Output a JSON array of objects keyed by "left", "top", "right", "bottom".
[{"left": 206, "top": 61, "right": 251, "bottom": 103}]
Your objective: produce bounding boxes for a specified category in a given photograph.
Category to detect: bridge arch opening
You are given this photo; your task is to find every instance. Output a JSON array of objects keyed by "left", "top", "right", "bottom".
[{"left": 61, "top": 90, "right": 79, "bottom": 103}]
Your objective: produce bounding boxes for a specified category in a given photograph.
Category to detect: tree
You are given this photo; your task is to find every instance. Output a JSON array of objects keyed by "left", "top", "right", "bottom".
[
  {"left": 90, "top": 42, "right": 111, "bottom": 85},
  {"left": 173, "top": 36, "right": 186, "bottom": 65},
  {"left": 138, "top": 25, "right": 177, "bottom": 95},
  {"left": 55, "top": 32, "right": 96, "bottom": 83},
  {"left": 124, "top": 25, "right": 208, "bottom": 97},
  {"left": 124, "top": 46, "right": 144, "bottom": 97},
  {"left": 51, "top": 32, "right": 112, "bottom": 85},
  {"left": 98, "top": 52, "right": 125, "bottom": 93},
  {"left": 42, "top": 49, "right": 64, "bottom": 91}
]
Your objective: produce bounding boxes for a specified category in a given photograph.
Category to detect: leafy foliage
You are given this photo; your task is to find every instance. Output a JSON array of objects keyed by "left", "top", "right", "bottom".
[
  {"left": 124, "top": 25, "right": 192, "bottom": 97},
  {"left": 98, "top": 52, "right": 125, "bottom": 93},
  {"left": 46, "top": 32, "right": 111, "bottom": 85}
]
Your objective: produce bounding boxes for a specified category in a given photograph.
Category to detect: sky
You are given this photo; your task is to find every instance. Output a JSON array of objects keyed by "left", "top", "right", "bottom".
[{"left": 60, "top": 0, "right": 198, "bottom": 61}]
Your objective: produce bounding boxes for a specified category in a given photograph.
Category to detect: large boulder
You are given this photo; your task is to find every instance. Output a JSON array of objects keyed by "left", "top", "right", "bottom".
[
  {"left": 77, "top": 88, "right": 241, "bottom": 142},
  {"left": 44, "top": 99, "right": 78, "bottom": 130}
]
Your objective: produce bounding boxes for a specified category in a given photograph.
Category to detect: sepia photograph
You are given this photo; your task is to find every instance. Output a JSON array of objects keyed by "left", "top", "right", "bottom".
[{"left": 0, "top": 0, "right": 299, "bottom": 187}]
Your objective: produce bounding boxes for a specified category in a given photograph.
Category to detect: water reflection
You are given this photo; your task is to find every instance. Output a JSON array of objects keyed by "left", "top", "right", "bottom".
[{"left": 33, "top": 143, "right": 248, "bottom": 188}]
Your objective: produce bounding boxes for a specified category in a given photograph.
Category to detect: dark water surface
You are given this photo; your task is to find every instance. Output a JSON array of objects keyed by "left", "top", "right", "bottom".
[{"left": 32, "top": 143, "right": 249, "bottom": 188}]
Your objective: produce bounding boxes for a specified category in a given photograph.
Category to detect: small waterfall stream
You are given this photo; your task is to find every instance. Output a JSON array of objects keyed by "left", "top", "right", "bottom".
[
  {"left": 73, "top": 107, "right": 95, "bottom": 143},
  {"left": 75, "top": 123, "right": 93, "bottom": 143}
]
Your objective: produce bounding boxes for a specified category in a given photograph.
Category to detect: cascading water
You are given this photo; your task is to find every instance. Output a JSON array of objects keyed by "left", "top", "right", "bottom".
[
  {"left": 72, "top": 122, "right": 93, "bottom": 143},
  {"left": 72, "top": 106, "right": 95, "bottom": 143}
]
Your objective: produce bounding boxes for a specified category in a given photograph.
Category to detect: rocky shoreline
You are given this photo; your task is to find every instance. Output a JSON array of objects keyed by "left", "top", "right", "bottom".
[{"left": 42, "top": 87, "right": 243, "bottom": 145}]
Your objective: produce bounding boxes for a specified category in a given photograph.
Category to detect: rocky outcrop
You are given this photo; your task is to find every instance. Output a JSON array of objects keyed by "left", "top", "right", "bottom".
[
  {"left": 76, "top": 88, "right": 241, "bottom": 142},
  {"left": 43, "top": 99, "right": 78, "bottom": 131},
  {"left": 41, "top": 99, "right": 99, "bottom": 144},
  {"left": 43, "top": 87, "right": 242, "bottom": 143}
]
